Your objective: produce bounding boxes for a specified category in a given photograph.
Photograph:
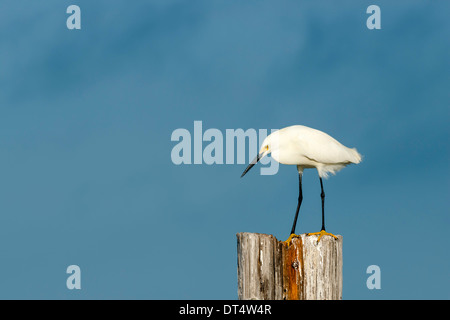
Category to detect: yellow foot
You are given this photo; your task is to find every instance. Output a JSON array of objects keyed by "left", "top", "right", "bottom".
[
  {"left": 306, "top": 230, "right": 338, "bottom": 243},
  {"left": 283, "top": 233, "right": 300, "bottom": 247}
]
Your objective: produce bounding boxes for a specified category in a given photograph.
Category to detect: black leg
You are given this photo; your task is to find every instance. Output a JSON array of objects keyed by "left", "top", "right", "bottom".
[
  {"left": 320, "top": 177, "right": 326, "bottom": 231},
  {"left": 290, "top": 172, "right": 303, "bottom": 235}
]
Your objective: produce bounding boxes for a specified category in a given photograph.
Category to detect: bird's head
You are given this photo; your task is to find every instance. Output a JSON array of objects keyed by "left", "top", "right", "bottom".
[{"left": 240, "top": 135, "right": 273, "bottom": 178}]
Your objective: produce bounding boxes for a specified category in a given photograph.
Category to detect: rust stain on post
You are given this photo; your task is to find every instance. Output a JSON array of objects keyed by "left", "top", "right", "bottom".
[{"left": 282, "top": 237, "right": 305, "bottom": 300}]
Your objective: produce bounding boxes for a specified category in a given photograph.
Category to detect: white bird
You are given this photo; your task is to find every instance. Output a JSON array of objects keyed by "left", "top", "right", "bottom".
[{"left": 241, "top": 125, "right": 362, "bottom": 244}]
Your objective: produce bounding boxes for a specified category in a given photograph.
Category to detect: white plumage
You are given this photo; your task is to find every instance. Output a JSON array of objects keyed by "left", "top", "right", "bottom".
[{"left": 260, "top": 125, "right": 361, "bottom": 178}]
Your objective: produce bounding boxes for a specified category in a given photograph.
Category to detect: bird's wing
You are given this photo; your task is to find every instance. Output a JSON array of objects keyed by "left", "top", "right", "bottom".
[{"left": 293, "top": 127, "right": 360, "bottom": 164}]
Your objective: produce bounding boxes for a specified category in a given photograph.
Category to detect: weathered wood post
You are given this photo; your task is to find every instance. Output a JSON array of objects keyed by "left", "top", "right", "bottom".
[{"left": 237, "top": 232, "right": 343, "bottom": 300}]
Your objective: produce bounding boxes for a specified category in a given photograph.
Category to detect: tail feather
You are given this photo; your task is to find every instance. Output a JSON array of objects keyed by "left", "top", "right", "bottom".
[
  {"left": 350, "top": 148, "right": 362, "bottom": 164},
  {"left": 318, "top": 148, "right": 362, "bottom": 179}
]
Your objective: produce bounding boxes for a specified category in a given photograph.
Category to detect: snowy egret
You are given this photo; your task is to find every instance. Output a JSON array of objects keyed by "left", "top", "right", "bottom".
[{"left": 241, "top": 125, "right": 362, "bottom": 244}]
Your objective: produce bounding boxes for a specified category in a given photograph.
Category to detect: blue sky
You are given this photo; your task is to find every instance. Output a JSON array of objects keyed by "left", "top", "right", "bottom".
[{"left": 0, "top": 1, "right": 448, "bottom": 299}]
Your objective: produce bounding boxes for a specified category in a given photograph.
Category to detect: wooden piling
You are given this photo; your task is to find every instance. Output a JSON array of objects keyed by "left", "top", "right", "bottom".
[{"left": 237, "top": 232, "right": 343, "bottom": 300}]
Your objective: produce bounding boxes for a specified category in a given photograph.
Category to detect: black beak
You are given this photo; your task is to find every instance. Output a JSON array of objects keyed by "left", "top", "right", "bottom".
[{"left": 240, "top": 152, "right": 264, "bottom": 178}]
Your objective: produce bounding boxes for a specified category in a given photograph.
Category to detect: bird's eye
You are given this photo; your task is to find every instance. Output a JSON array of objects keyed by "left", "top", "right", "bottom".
[{"left": 265, "top": 145, "right": 269, "bottom": 151}]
